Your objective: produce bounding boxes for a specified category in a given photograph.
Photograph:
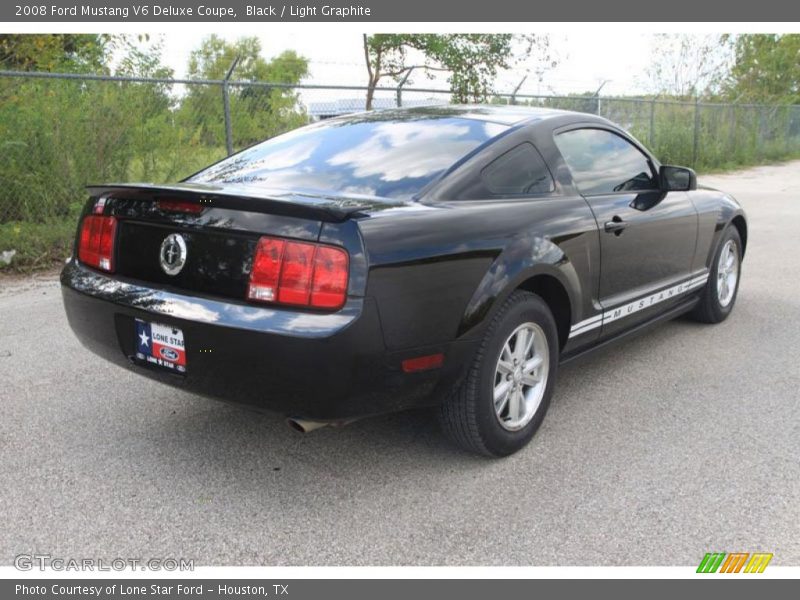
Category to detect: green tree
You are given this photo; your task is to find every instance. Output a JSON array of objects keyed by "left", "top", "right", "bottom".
[
  {"left": 180, "top": 35, "right": 309, "bottom": 147},
  {"left": 362, "top": 34, "right": 554, "bottom": 109},
  {"left": 187, "top": 35, "right": 306, "bottom": 82},
  {"left": 724, "top": 34, "right": 800, "bottom": 103},
  {"left": 0, "top": 34, "right": 110, "bottom": 72},
  {"left": 0, "top": 34, "right": 181, "bottom": 226}
]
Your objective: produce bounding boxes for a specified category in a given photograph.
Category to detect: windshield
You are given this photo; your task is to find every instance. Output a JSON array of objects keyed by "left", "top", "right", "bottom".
[{"left": 188, "top": 112, "right": 509, "bottom": 199}]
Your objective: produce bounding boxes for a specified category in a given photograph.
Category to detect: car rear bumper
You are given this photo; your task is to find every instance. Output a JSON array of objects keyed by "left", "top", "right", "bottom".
[{"left": 60, "top": 259, "right": 471, "bottom": 420}]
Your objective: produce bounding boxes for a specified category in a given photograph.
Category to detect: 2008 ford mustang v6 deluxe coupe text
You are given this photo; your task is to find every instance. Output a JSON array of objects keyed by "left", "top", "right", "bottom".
[{"left": 61, "top": 106, "right": 747, "bottom": 456}]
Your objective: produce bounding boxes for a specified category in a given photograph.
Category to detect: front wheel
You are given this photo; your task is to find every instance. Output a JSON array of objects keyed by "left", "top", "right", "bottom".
[
  {"left": 438, "top": 291, "right": 559, "bottom": 457},
  {"left": 691, "top": 225, "right": 742, "bottom": 324}
]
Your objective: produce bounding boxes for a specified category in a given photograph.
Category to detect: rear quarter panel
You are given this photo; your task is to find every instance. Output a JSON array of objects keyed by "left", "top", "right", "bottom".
[{"left": 356, "top": 197, "right": 599, "bottom": 352}]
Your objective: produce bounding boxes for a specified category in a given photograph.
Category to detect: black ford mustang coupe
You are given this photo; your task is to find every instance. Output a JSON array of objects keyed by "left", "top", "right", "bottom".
[{"left": 61, "top": 106, "right": 747, "bottom": 456}]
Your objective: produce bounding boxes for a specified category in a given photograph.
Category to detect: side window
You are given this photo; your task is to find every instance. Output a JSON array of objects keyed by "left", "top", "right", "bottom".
[
  {"left": 554, "top": 128, "right": 658, "bottom": 195},
  {"left": 479, "top": 143, "right": 555, "bottom": 196}
]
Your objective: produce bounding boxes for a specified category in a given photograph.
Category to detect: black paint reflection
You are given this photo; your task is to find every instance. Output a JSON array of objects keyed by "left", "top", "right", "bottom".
[{"left": 189, "top": 113, "right": 508, "bottom": 199}]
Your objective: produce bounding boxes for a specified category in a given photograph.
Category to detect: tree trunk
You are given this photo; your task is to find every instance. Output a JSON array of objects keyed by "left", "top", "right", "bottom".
[
  {"left": 366, "top": 81, "right": 376, "bottom": 111},
  {"left": 363, "top": 34, "right": 376, "bottom": 111}
]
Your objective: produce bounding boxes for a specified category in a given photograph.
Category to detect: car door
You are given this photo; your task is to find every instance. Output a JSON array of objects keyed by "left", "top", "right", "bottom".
[{"left": 554, "top": 126, "right": 698, "bottom": 338}]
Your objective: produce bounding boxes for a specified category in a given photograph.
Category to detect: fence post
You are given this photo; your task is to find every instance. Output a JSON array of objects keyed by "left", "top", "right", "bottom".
[
  {"left": 396, "top": 67, "right": 414, "bottom": 108},
  {"left": 692, "top": 96, "right": 700, "bottom": 168},
  {"left": 649, "top": 99, "right": 656, "bottom": 148},
  {"left": 510, "top": 74, "right": 528, "bottom": 106},
  {"left": 592, "top": 80, "right": 608, "bottom": 116},
  {"left": 222, "top": 57, "right": 240, "bottom": 156}
]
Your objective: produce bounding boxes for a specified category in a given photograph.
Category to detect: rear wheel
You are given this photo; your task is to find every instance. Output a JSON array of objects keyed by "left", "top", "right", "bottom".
[
  {"left": 691, "top": 226, "right": 742, "bottom": 324},
  {"left": 438, "top": 291, "right": 559, "bottom": 457}
]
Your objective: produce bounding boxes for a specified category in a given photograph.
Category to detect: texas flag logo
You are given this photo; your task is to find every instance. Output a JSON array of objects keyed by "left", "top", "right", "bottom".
[{"left": 136, "top": 319, "right": 186, "bottom": 372}]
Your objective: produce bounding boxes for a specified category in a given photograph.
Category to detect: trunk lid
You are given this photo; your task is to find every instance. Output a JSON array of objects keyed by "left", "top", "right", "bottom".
[{"left": 86, "top": 183, "right": 398, "bottom": 303}]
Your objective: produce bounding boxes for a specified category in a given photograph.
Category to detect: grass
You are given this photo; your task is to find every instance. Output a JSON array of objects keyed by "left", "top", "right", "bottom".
[
  {"left": 0, "top": 146, "right": 226, "bottom": 273},
  {"left": 0, "top": 218, "right": 78, "bottom": 273}
]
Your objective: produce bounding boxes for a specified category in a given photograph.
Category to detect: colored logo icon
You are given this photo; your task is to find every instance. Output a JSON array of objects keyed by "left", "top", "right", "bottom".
[{"left": 697, "top": 552, "right": 773, "bottom": 573}]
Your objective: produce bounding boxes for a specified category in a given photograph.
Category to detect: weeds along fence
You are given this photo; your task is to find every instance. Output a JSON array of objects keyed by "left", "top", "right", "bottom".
[{"left": 1, "top": 68, "right": 799, "bottom": 269}]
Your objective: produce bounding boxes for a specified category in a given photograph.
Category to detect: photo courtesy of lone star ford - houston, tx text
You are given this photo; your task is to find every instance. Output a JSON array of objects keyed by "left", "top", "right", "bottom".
[{"left": 0, "top": 1, "right": 799, "bottom": 597}]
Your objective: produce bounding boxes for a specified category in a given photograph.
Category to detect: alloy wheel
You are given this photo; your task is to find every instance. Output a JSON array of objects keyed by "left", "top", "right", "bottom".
[{"left": 493, "top": 322, "right": 550, "bottom": 431}]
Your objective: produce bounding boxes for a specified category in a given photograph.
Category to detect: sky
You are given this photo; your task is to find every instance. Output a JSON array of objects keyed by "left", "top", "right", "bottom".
[{"left": 156, "top": 31, "right": 656, "bottom": 97}]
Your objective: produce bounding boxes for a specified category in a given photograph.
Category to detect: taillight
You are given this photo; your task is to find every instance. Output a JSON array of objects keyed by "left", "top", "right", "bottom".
[
  {"left": 78, "top": 215, "right": 117, "bottom": 272},
  {"left": 248, "top": 236, "right": 349, "bottom": 310},
  {"left": 310, "top": 246, "right": 350, "bottom": 308}
]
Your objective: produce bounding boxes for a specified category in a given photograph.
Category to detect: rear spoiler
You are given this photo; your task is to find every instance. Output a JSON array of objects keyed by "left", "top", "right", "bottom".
[{"left": 86, "top": 183, "right": 376, "bottom": 223}]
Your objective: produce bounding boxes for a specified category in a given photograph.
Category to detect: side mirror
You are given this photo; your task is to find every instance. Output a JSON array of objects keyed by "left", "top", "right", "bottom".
[{"left": 660, "top": 165, "right": 697, "bottom": 192}]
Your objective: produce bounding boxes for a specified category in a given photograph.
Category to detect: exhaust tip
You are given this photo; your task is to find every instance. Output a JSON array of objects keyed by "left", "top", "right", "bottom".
[
  {"left": 286, "top": 417, "right": 360, "bottom": 433},
  {"left": 286, "top": 418, "right": 308, "bottom": 433},
  {"left": 286, "top": 417, "right": 329, "bottom": 433}
]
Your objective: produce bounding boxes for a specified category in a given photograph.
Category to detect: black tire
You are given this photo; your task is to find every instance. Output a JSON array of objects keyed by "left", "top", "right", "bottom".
[
  {"left": 691, "top": 225, "right": 743, "bottom": 324},
  {"left": 438, "top": 291, "right": 559, "bottom": 457}
]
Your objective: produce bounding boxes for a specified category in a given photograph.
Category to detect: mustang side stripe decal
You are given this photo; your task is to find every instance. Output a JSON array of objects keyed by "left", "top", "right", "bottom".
[
  {"left": 570, "top": 314, "right": 602, "bottom": 331},
  {"left": 568, "top": 273, "right": 709, "bottom": 339}
]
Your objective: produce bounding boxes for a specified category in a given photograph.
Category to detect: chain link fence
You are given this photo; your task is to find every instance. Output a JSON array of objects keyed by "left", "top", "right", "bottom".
[{"left": 1, "top": 68, "right": 800, "bottom": 269}]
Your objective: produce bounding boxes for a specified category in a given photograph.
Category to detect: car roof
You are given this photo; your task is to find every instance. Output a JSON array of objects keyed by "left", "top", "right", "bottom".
[{"left": 332, "top": 104, "right": 592, "bottom": 127}]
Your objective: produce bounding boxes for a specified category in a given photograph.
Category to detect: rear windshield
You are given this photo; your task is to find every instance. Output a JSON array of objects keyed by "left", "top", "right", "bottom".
[{"left": 188, "top": 114, "right": 508, "bottom": 199}]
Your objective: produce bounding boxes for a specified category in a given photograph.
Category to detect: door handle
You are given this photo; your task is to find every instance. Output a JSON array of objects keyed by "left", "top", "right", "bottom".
[{"left": 604, "top": 216, "right": 626, "bottom": 234}]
